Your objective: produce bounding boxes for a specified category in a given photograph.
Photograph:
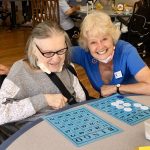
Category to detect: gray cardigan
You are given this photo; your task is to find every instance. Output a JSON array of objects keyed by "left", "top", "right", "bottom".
[{"left": 0, "top": 60, "right": 86, "bottom": 125}]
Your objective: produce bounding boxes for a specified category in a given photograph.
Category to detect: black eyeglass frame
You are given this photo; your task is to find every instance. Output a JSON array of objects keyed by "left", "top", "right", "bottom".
[{"left": 35, "top": 42, "right": 68, "bottom": 58}]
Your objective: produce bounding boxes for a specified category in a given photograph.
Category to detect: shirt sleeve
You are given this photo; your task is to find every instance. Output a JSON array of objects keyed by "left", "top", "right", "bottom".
[
  {"left": 71, "top": 46, "right": 87, "bottom": 66},
  {"left": 126, "top": 45, "right": 146, "bottom": 76},
  {"left": 59, "top": 0, "right": 70, "bottom": 13}
]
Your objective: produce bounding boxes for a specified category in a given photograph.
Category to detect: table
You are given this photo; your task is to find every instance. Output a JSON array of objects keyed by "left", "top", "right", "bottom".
[
  {"left": 68, "top": 0, "right": 87, "bottom": 6},
  {"left": 79, "top": 5, "right": 132, "bottom": 18},
  {"left": 0, "top": 95, "right": 150, "bottom": 150}
]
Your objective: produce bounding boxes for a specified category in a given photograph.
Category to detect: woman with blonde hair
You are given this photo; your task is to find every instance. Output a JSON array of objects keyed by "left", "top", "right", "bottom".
[{"left": 71, "top": 11, "right": 150, "bottom": 97}]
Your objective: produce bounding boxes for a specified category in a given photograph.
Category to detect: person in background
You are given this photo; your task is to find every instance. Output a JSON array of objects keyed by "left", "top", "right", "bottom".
[
  {"left": 59, "top": 0, "right": 80, "bottom": 44},
  {"left": 0, "top": 21, "right": 87, "bottom": 143},
  {"left": 71, "top": 11, "right": 150, "bottom": 97}
]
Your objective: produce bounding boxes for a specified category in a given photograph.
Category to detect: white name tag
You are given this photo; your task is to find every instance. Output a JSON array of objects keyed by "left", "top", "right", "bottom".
[{"left": 114, "top": 71, "right": 122, "bottom": 79}]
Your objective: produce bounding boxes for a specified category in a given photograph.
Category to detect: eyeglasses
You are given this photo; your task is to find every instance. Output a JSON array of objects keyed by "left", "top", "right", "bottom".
[{"left": 35, "top": 43, "right": 68, "bottom": 58}]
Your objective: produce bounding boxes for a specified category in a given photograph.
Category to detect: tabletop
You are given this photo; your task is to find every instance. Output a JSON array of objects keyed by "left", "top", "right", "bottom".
[
  {"left": 0, "top": 94, "right": 150, "bottom": 150},
  {"left": 79, "top": 5, "right": 132, "bottom": 17}
]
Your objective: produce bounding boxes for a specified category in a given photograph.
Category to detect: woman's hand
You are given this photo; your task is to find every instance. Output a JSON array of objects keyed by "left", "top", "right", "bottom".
[
  {"left": 44, "top": 94, "right": 68, "bottom": 110},
  {"left": 100, "top": 85, "right": 117, "bottom": 97},
  {"left": 0, "top": 64, "right": 10, "bottom": 75}
]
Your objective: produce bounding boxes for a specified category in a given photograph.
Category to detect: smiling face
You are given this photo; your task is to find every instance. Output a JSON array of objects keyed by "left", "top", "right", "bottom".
[
  {"left": 34, "top": 34, "right": 67, "bottom": 73},
  {"left": 87, "top": 33, "right": 114, "bottom": 62}
]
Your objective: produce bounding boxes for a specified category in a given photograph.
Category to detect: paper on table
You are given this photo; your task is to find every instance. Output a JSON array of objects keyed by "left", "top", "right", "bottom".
[{"left": 144, "top": 119, "right": 150, "bottom": 140}]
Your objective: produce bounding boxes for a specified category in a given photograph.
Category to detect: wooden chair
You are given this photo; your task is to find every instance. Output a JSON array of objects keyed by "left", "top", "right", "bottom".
[{"left": 31, "top": 0, "right": 60, "bottom": 27}]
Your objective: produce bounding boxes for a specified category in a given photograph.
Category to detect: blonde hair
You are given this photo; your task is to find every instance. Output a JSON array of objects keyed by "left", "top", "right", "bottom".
[
  {"left": 25, "top": 21, "right": 71, "bottom": 68},
  {"left": 79, "top": 11, "right": 121, "bottom": 50}
]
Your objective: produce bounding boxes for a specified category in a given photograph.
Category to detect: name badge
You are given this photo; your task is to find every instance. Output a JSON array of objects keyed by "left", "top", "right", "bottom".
[{"left": 114, "top": 71, "right": 122, "bottom": 79}]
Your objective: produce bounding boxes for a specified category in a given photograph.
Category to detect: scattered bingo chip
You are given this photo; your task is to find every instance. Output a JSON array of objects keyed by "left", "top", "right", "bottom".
[
  {"left": 133, "top": 103, "right": 142, "bottom": 107},
  {"left": 116, "top": 100, "right": 124, "bottom": 104},
  {"left": 124, "top": 107, "right": 132, "bottom": 112},
  {"left": 140, "top": 106, "right": 149, "bottom": 110},
  {"left": 123, "top": 103, "right": 131, "bottom": 107},
  {"left": 116, "top": 105, "right": 124, "bottom": 109}
]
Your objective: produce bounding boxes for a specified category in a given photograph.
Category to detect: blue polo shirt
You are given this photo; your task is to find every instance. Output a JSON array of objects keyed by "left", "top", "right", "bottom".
[{"left": 71, "top": 40, "right": 146, "bottom": 91}]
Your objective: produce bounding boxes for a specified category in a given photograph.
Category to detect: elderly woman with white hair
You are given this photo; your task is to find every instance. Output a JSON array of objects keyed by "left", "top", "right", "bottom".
[
  {"left": 0, "top": 21, "right": 87, "bottom": 143},
  {"left": 71, "top": 11, "right": 150, "bottom": 97}
]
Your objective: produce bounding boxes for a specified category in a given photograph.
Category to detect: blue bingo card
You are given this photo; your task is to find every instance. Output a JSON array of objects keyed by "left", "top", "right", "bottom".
[
  {"left": 43, "top": 107, "right": 122, "bottom": 147},
  {"left": 89, "top": 94, "right": 150, "bottom": 125}
]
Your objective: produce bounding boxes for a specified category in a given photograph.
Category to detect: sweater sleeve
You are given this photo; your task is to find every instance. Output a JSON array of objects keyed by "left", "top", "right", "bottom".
[
  {"left": 72, "top": 75, "right": 86, "bottom": 102},
  {"left": 0, "top": 78, "right": 48, "bottom": 125}
]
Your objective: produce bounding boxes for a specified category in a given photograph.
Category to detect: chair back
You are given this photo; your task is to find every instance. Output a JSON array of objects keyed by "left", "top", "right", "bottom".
[
  {"left": 31, "top": 0, "right": 60, "bottom": 27},
  {"left": 128, "top": 0, "right": 150, "bottom": 35},
  {"left": 132, "top": 0, "right": 143, "bottom": 14}
]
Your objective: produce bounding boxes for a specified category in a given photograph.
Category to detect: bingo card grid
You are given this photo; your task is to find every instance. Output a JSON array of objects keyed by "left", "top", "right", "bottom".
[
  {"left": 43, "top": 107, "right": 122, "bottom": 147},
  {"left": 89, "top": 94, "right": 150, "bottom": 125}
]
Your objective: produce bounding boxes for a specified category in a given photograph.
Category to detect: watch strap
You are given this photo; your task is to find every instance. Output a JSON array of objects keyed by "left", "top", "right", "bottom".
[
  {"left": 117, "top": 86, "right": 120, "bottom": 93},
  {"left": 116, "top": 84, "right": 121, "bottom": 94}
]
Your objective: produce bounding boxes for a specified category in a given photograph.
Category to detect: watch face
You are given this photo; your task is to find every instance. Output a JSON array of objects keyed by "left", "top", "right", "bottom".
[{"left": 116, "top": 84, "right": 120, "bottom": 87}]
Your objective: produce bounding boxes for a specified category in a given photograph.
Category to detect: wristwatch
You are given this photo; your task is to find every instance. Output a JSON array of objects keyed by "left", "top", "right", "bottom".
[{"left": 116, "top": 84, "right": 121, "bottom": 93}]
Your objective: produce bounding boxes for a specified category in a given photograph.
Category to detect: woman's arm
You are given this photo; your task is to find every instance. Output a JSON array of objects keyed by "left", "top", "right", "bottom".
[
  {"left": 0, "top": 78, "right": 48, "bottom": 125},
  {"left": 60, "top": 0, "right": 80, "bottom": 16},
  {"left": 0, "top": 78, "right": 68, "bottom": 125},
  {"left": 101, "top": 66, "right": 150, "bottom": 97},
  {"left": 64, "top": 5, "right": 80, "bottom": 15},
  {"left": 119, "top": 66, "right": 150, "bottom": 95}
]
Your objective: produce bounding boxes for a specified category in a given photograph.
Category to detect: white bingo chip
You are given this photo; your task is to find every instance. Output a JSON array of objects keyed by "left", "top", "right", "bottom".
[
  {"left": 123, "top": 103, "right": 131, "bottom": 107},
  {"left": 140, "top": 106, "right": 149, "bottom": 110},
  {"left": 133, "top": 103, "right": 142, "bottom": 108},
  {"left": 116, "top": 105, "right": 124, "bottom": 109},
  {"left": 116, "top": 100, "right": 124, "bottom": 104},
  {"left": 124, "top": 107, "right": 132, "bottom": 112},
  {"left": 111, "top": 102, "right": 118, "bottom": 106}
]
